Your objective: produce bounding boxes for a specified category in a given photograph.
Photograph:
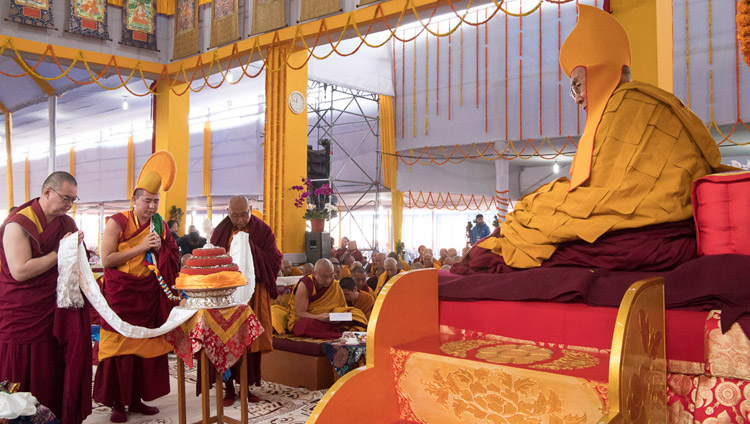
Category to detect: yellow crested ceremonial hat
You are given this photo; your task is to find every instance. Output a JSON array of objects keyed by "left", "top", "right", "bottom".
[
  {"left": 135, "top": 151, "right": 177, "bottom": 194},
  {"left": 559, "top": 5, "right": 631, "bottom": 191},
  {"left": 251, "top": 209, "right": 264, "bottom": 221}
]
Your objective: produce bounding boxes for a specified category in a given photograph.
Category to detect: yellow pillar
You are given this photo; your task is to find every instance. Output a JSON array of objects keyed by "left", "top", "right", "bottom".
[
  {"left": 203, "top": 121, "right": 212, "bottom": 222},
  {"left": 263, "top": 46, "right": 308, "bottom": 254},
  {"left": 4, "top": 112, "right": 13, "bottom": 210},
  {"left": 153, "top": 83, "right": 189, "bottom": 234},
  {"left": 611, "top": 0, "right": 673, "bottom": 91}
]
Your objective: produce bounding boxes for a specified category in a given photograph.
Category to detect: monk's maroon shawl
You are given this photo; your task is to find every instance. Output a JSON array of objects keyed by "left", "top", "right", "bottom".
[
  {"left": 211, "top": 215, "right": 282, "bottom": 299},
  {"left": 100, "top": 212, "right": 180, "bottom": 333},
  {"left": 0, "top": 198, "right": 77, "bottom": 343}
]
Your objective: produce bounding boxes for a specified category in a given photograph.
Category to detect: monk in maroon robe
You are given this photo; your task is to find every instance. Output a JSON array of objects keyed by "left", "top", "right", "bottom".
[
  {"left": 93, "top": 178, "right": 180, "bottom": 422},
  {"left": 210, "top": 196, "right": 282, "bottom": 405},
  {"left": 0, "top": 172, "right": 91, "bottom": 424}
]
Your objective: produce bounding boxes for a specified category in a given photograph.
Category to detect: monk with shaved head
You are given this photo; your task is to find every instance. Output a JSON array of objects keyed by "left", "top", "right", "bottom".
[
  {"left": 286, "top": 259, "right": 367, "bottom": 338},
  {"left": 210, "top": 195, "right": 282, "bottom": 405}
]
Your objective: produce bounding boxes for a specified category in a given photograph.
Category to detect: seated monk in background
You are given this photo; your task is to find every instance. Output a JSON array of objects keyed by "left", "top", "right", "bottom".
[
  {"left": 281, "top": 259, "right": 303, "bottom": 277},
  {"left": 453, "top": 6, "right": 734, "bottom": 275},
  {"left": 367, "top": 253, "right": 385, "bottom": 278},
  {"left": 340, "top": 277, "right": 375, "bottom": 319},
  {"left": 334, "top": 237, "right": 349, "bottom": 259},
  {"left": 286, "top": 259, "right": 367, "bottom": 338},
  {"left": 413, "top": 245, "right": 426, "bottom": 264},
  {"left": 421, "top": 252, "right": 441, "bottom": 269},
  {"left": 331, "top": 257, "right": 350, "bottom": 279},
  {"left": 388, "top": 252, "right": 410, "bottom": 271},
  {"left": 438, "top": 249, "right": 449, "bottom": 266},
  {"left": 375, "top": 258, "right": 404, "bottom": 296},
  {"left": 350, "top": 266, "right": 374, "bottom": 296},
  {"left": 302, "top": 262, "right": 314, "bottom": 276}
]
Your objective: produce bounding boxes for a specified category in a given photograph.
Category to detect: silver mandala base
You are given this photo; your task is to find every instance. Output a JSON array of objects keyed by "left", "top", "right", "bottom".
[{"left": 182, "top": 287, "right": 239, "bottom": 309}]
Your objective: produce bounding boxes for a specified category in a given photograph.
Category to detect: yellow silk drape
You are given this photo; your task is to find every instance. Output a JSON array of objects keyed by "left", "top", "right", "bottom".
[
  {"left": 379, "top": 95, "right": 403, "bottom": 245},
  {"left": 70, "top": 147, "right": 75, "bottom": 217},
  {"left": 126, "top": 136, "right": 134, "bottom": 200},
  {"left": 23, "top": 156, "right": 29, "bottom": 203},
  {"left": 203, "top": 121, "right": 212, "bottom": 221},
  {"left": 4, "top": 112, "right": 13, "bottom": 210}
]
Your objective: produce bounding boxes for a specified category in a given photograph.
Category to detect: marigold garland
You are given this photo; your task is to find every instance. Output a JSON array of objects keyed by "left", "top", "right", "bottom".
[{"left": 738, "top": 0, "right": 750, "bottom": 67}]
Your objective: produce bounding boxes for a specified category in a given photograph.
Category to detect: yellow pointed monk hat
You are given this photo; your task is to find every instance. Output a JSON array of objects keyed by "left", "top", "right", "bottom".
[
  {"left": 135, "top": 151, "right": 177, "bottom": 194},
  {"left": 559, "top": 5, "right": 631, "bottom": 191}
]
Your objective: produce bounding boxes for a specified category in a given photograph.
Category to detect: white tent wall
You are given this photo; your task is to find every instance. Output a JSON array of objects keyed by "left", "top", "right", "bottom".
[
  {"left": 397, "top": 158, "right": 495, "bottom": 197},
  {"left": 673, "top": 0, "right": 750, "bottom": 127},
  {"left": 186, "top": 119, "right": 265, "bottom": 199},
  {"left": 392, "top": 0, "right": 587, "bottom": 152},
  {"left": 308, "top": 36, "right": 395, "bottom": 96}
]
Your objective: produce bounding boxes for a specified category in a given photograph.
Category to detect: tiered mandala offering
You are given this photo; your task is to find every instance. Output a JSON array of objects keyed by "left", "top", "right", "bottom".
[{"left": 175, "top": 244, "right": 246, "bottom": 309}]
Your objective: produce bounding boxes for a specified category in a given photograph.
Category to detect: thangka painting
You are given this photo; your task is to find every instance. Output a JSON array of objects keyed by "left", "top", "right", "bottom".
[
  {"left": 250, "top": 0, "right": 285, "bottom": 35},
  {"left": 209, "top": 0, "right": 239, "bottom": 48},
  {"left": 68, "top": 0, "right": 109, "bottom": 40},
  {"left": 121, "top": 0, "right": 157, "bottom": 51},
  {"left": 172, "top": 0, "right": 199, "bottom": 59},
  {"left": 8, "top": 0, "right": 55, "bottom": 28}
]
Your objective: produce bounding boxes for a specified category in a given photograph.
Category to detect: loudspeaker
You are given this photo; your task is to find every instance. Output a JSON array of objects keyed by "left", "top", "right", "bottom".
[
  {"left": 307, "top": 142, "right": 331, "bottom": 181},
  {"left": 305, "top": 231, "right": 332, "bottom": 263}
]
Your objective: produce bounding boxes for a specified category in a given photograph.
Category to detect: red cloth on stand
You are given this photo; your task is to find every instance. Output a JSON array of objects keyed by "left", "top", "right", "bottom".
[{"left": 0, "top": 198, "right": 85, "bottom": 421}]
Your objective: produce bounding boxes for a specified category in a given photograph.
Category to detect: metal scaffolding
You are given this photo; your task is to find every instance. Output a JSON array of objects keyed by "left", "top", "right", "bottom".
[{"left": 307, "top": 80, "right": 382, "bottom": 251}]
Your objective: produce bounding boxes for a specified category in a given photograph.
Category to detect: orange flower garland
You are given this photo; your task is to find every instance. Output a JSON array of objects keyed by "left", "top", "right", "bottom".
[{"left": 739, "top": 0, "right": 750, "bottom": 67}]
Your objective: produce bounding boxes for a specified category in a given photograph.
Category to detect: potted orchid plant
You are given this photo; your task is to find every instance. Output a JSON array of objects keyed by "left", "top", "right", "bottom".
[{"left": 291, "top": 177, "right": 337, "bottom": 232}]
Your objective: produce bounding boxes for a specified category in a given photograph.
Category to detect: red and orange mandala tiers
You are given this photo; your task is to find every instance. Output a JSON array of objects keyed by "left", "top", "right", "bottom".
[{"left": 175, "top": 245, "right": 245, "bottom": 289}]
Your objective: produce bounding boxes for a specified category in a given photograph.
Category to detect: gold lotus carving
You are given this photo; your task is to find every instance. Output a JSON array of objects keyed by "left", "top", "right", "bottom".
[
  {"left": 440, "top": 339, "right": 497, "bottom": 358},
  {"left": 423, "top": 367, "right": 587, "bottom": 424},
  {"left": 530, "top": 349, "right": 600, "bottom": 371},
  {"left": 475, "top": 343, "right": 554, "bottom": 365}
]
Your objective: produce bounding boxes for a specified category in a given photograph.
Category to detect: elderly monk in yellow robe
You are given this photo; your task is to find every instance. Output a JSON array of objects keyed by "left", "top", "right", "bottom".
[
  {"left": 281, "top": 259, "right": 303, "bottom": 277},
  {"left": 94, "top": 152, "right": 180, "bottom": 423},
  {"left": 388, "top": 252, "right": 411, "bottom": 271},
  {"left": 350, "top": 266, "right": 375, "bottom": 296},
  {"left": 331, "top": 257, "right": 350, "bottom": 279},
  {"left": 210, "top": 196, "right": 282, "bottom": 405},
  {"left": 375, "top": 258, "right": 404, "bottom": 296},
  {"left": 421, "top": 252, "right": 441, "bottom": 269},
  {"left": 340, "top": 277, "right": 375, "bottom": 319},
  {"left": 287, "top": 259, "right": 367, "bottom": 338},
  {"left": 465, "top": 6, "right": 733, "bottom": 271}
]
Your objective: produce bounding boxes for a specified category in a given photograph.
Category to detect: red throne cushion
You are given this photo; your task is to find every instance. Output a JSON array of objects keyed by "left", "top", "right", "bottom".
[{"left": 692, "top": 171, "right": 750, "bottom": 256}]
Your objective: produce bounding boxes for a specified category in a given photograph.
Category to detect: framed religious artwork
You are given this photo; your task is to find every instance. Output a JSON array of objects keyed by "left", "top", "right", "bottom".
[
  {"left": 8, "top": 0, "right": 55, "bottom": 28},
  {"left": 250, "top": 0, "right": 285, "bottom": 36},
  {"left": 209, "top": 0, "right": 239, "bottom": 49},
  {"left": 121, "top": 0, "right": 157, "bottom": 51},
  {"left": 67, "top": 0, "right": 109, "bottom": 39},
  {"left": 172, "top": 0, "right": 199, "bottom": 59}
]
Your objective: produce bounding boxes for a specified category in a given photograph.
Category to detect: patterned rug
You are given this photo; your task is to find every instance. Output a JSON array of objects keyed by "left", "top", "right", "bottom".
[{"left": 83, "top": 355, "right": 326, "bottom": 424}]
